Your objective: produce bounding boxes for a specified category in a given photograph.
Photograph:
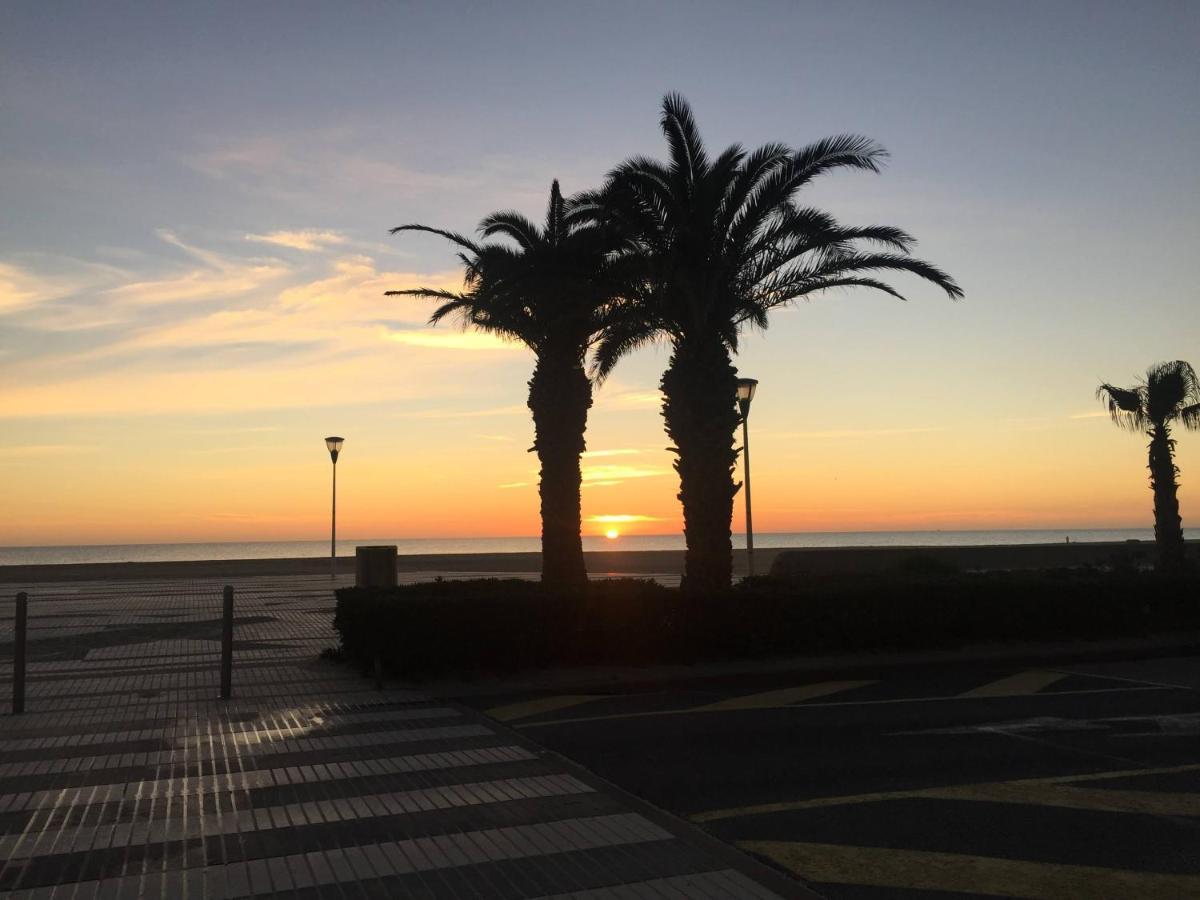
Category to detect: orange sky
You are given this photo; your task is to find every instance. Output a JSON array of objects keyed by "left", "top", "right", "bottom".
[
  {"left": 1, "top": 243, "right": 1195, "bottom": 546},
  {"left": 4, "top": 4, "right": 1199, "bottom": 546}
]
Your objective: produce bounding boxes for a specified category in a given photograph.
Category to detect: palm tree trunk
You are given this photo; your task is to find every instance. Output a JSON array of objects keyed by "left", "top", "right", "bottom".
[
  {"left": 528, "top": 344, "right": 591, "bottom": 591},
  {"left": 1147, "top": 423, "right": 1185, "bottom": 572},
  {"left": 661, "top": 336, "right": 740, "bottom": 592}
]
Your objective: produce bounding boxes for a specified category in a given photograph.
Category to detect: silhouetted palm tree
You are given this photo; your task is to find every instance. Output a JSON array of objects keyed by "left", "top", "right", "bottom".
[
  {"left": 388, "top": 182, "right": 621, "bottom": 590},
  {"left": 578, "top": 94, "right": 963, "bottom": 592},
  {"left": 1098, "top": 361, "right": 1200, "bottom": 571}
]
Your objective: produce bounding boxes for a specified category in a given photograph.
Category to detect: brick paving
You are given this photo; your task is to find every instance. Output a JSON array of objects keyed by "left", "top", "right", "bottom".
[{"left": 0, "top": 575, "right": 795, "bottom": 898}]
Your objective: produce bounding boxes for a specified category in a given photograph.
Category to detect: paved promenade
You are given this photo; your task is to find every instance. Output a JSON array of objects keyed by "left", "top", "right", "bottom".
[{"left": 0, "top": 575, "right": 794, "bottom": 899}]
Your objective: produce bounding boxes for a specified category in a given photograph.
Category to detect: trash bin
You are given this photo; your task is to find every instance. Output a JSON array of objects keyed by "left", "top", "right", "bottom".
[{"left": 355, "top": 545, "right": 398, "bottom": 588}]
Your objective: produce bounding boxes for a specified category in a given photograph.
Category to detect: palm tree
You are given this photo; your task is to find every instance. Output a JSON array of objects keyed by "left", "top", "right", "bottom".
[
  {"left": 1097, "top": 361, "right": 1200, "bottom": 571},
  {"left": 579, "top": 94, "right": 963, "bottom": 592},
  {"left": 388, "top": 182, "right": 621, "bottom": 590}
]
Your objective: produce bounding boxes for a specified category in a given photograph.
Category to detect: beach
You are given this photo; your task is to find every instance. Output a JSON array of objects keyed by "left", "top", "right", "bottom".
[{"left": 0, "top": 540, "right": 1174, "bottom": 585}]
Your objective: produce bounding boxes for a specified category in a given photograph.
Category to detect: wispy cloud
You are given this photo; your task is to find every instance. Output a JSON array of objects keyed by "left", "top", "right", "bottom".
[
  {"left": 185, "top": 133, "right": 468, "bottom": 202},
  {"left": 768, "top": 426, "right": 946, "bottom": 440},
  {"left": 588, "top": 514, "right": 661, "bottom": 524},
  {"left": 582, "top": 463, "right": 670, "bottom": 483},
  {"left": 410, "top": 404, "right": 528, "bottom": 420},
  {"left": 101, "top": 263, "right": 289, "bottom": 308},
  {"left": 1069, "top": 410, "right": 1109, "bottom": 420},
  {"left": 0, "top": 240, "right": 512, "bottom": 418},
  {"left": 0, "top": 259, "right": 125, "bottom": 317},
  {"left": 382, "top": 328, "right": 520, "bottom": 351},
  {"left": 0, "top": 263, "right": 63, "bottom": 314},
  {"left": 582, "top": 448, "right": 642, "bottom": 458},
  {"left": 245, "top": 230, "right": 347, "bottom": 251},
  {"left": 594, "top": 388, "right": 662, "bottom": 410},
  {"left": 0, "top": 444, "right": 98, "bottom": 458},
  {"left": 497, "top": 481, "right": 531, "bottom": 489}
]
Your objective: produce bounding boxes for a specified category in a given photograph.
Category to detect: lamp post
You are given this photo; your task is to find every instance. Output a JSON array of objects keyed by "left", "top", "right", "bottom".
[
  {"left": 736, "top": 379, "right": 758, "bottom": 579},
  {"left": 325, "top": 436, "right": 344, "bottom": 579}
]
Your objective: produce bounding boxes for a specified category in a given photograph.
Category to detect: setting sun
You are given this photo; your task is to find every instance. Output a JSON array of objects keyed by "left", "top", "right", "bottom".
[{"left": 605, "top": 528, "right": 620, "bottom": 540}]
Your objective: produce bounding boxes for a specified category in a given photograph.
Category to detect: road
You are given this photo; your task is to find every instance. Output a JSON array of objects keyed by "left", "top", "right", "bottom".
[{"left": 463, "top": 653, "right": 1200, "bottom": 898}]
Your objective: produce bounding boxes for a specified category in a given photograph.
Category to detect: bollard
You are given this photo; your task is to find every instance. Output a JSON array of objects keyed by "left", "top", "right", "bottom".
[
  {"left": 220, "top": 585, "right": 234, "bottom": 700},
  {"left": 12, "top": 592, "right": 27, "bottom": 715}
]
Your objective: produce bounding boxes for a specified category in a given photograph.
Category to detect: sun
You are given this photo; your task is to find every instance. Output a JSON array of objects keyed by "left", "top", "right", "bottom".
[{"left": 605, "top": 528, "right": 620, "bottom": 540}]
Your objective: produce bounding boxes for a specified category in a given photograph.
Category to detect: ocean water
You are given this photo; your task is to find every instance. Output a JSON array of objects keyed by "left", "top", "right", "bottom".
[{"left": 0, "top": 529, "right": 1158, "bottom": 567}]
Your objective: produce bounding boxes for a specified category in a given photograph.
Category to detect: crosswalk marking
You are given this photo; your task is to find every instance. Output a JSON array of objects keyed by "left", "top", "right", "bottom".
[
  {"left": 740, "top": 840, "right": 1200, "bottom": 899},
  {"left": 486, "top": 694, "right": 608, "bottom": 722},
  {"left": 960, "top": 669, "right": 1068, "bottom": 698},
  {"left": 695, "top": 680, "right": 876, "bottom": 712}
]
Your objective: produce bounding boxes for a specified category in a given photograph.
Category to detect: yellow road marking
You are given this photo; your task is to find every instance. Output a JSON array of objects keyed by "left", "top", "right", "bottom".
[
  {"left": 692, "top": 762, "right": 1200, "bottom": 822},
  {"left": 517, "top": 685, "right": 1166, "bottom": 730},
  {"left": 960, "top": 669, "right": 1068, "bottom": 698},
  {"left": 740, "top": 840, "right": 1200, "bottom": 900},
  {"left": 694, "top": 680, "right": 877, "bottom": 712},
  {"left": 925, "top": 783, "right": 1200, "bottom": 817},
  {"left": 485, "top": 695, "right": 608, "bottom": 722}
]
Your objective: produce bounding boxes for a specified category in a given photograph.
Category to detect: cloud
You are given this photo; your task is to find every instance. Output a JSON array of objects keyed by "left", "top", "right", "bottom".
[
  {"left": 245, "top": 230, "right": 347, "bottom": 252},
  {"left": 0, "top": 263, "right": 60, "bottom": 313},
  {"left": 595, "top": 388, "right": 662, "bottom": 410},
  {"left": 382, "top": 328, "right": 521, "bottom": 351},
  {"left": 185, "top": 134, "right": 468, "bottom": 203},
  {"left": 101, "top": 264, "right": 289, "bottom": 307},
  {"left": 582, "top": 448, "right": 642, "bottom": 458},
  {"left": 0, "top": 242, "right": 515, "bottom": 418},
  {"left": 0, "top": 444, "right": 99, "bottom": 458},
  {"left": 409, "top": 404, "right": 528, "bottom": 420},
  {"left": 497, "top": 481, "right": 531, "bottom": 489},
  {"left": 767, "top": 426, "right": 946, "bottom": 440},
  {"left": 581, "top": 463, "right": 670, "bottom": 483},
  {"left": 588, "top": 514, "right": 661, "bottom": 523},
  {"left": 1069, "top": 411, "right": 1109, "bottom": 420},
  {"left": 0, "top": 260, "right": 125, "bottom": 317}
]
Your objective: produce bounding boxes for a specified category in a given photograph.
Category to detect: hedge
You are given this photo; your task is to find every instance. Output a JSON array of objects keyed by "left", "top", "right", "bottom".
[{"left": 331, "top": 569, "right": 1200, "bottom": 678}]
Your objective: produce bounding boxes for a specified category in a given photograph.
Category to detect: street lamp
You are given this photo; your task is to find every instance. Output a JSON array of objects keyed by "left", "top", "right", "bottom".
[
  {"left": 325, "top": 436, "right": 344, "bottom": 579},
  {"left": 736, "top": 379, "right": 758, "bottom": 578}
]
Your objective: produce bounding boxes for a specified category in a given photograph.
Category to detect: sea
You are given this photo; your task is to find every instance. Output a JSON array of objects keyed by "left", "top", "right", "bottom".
[{"left": 0, "top": 529, "right": 1159, "bottom": 567}]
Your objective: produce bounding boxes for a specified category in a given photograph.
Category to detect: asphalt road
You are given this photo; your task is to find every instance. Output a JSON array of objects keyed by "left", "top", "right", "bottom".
[{"left": 461, "top": 653, "right": 1200, "bottom": 898}]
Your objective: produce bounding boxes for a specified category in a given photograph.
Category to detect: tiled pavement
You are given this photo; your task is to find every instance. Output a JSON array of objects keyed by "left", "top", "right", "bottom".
[{"left": 0, "top": 575, "right": 801, "bottom": 898}]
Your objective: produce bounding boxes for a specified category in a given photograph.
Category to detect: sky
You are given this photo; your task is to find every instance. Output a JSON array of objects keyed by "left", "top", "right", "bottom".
[{"left": 2, "top": 0, "right": 1198, "bottom": 546}]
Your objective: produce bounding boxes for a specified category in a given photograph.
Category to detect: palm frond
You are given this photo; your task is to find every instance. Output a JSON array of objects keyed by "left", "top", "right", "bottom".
[
  {"left": 1145, "top": 360, "right": 1200, "bottom": 423},
  {"left": 388, "top": 224, "right": 480, "bottom": 253},
  {"left": 660, "top": 92, "right": 710, "bottom": 183},
  {"left": 477, "top": 211, "right": 542, "bottom": 250},
  {"left": 827, "top": 252, "right": 962, "bottom": 299},
  {"left": 790, "top": 134, "right": 888, "bottom": 184},
  {"left": 1181, "top": 402, "right": 1200, "bottom": 430},
  {"left": 789, "top": 276, "right": 909, "bottom": 304},
  {"left": 385, "top": 287, "right": 462, "bottom": 301},
  {"left": 831, "top": 225, "right": 916, "bottom": 252},
  {"left": 590, "top": 312, "right": 659, "bottom": 383},
  {"left": 1096, "top": 383, "right": 1148, "bottom": 431}
]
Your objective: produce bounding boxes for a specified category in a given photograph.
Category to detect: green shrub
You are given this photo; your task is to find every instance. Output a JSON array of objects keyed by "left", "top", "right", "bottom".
[{"left": 331, "top": 571, "right": 1200, "bottom": 678}]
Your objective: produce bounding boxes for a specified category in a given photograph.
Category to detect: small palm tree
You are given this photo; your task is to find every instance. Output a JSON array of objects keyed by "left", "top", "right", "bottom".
[
  {"left": 1097, "top": 360, "right": 1200, "bottom": 571},
  {"left": 579, "top": 94, "right": 963, "bottom": 592},
  {"left": 388, "top": 182, "right": 621, "bottom": 590}
]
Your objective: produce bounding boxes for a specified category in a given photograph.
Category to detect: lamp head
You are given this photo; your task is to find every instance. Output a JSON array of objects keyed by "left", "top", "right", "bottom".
[
  {"left": 736, "top": 378, "right": 758, "bottom": 417},
  {"left": 325, "top": 436, "right": 344, "bottom": 463}
]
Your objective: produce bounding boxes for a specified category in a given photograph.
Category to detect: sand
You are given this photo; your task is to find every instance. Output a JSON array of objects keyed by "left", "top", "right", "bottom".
[{"left": 0, "top": 540, "right": 1178, "bottom": 584}]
